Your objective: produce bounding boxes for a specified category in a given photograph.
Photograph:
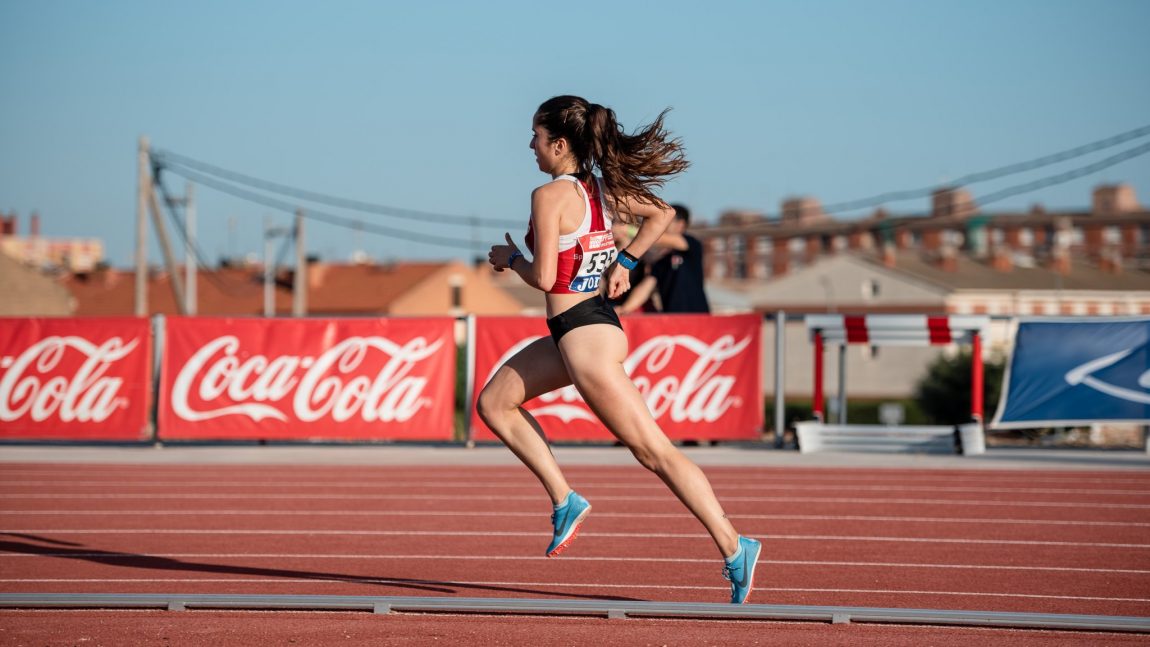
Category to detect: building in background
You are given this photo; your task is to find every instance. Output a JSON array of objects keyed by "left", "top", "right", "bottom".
[
  {"left": 60, "top": 259, "right": 526, "bottom": 318},
  {"left": 0, "top": 212, "right": 105, "bottom": 273},
  {"left": 0, "top": 251, "right": 75, "bottom": 316},
  {"left": 697, "top": 184, "right": 1149, "bottom": 309},
  {"left": 696, "top": 184, "right": 1150, "bottom": 402}
]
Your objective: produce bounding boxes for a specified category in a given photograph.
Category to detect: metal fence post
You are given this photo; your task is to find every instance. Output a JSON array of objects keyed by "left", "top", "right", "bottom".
[{"left": 774, "top": 311, "right": 786, "bottom": 448}]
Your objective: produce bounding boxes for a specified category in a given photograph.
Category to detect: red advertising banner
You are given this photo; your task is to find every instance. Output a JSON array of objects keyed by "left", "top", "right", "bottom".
[
  {"left": 0, "top": 317, "right": 152, "bottom": 440},
  {"left": 469, "top": 314, "right": 762, "bottom": 441},
  {"left": 159, "top": 317, "right": 456, "bottom": 441}
]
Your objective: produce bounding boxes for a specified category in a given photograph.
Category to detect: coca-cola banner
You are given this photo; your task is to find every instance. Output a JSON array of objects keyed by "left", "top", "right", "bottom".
[
  {"left": 159, "top": 317, "right": 456, "bottom": 441},
  {"left": 0, "top": 317, "right": 152, "bottom": 440},
  {"left": 469, "top": 314, "right": 762, "bottom": 441}
]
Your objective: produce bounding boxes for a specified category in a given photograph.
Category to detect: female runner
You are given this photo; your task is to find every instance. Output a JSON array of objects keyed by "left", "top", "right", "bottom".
[{"left": 481, "top": 95, "right": 761, "bottom": 604}]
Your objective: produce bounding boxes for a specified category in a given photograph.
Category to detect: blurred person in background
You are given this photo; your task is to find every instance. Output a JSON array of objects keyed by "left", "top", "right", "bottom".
[{"left": 647, "top": 204, "right": 710, "bottom": 314}]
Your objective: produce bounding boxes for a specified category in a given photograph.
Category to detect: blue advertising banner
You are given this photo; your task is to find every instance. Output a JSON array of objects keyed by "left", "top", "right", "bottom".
[{"left": 992, "top": 317, "right": 1150, "bottom": 428}]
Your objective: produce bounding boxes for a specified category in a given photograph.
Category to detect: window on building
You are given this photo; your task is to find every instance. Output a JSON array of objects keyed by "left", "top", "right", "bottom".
[
  {"left": 753, "top": 259, "right": 771, "bottom": 279},
  {"left": 754, "top": 236, "right": 772, "bottom": 255},
  {"left": 448, "top": 275, "right": 464, "bottom": 312},
  {"left": 1103, "top": 226, "right": 1121, "bottom": 245},
  {"left": 1019, "top": 227, "right": 1034, "bottom": 247},
  {"left": 833, "top": 235, "right": 847, "bottom": 251},
  {"left": 991, "top": 229, "right": 1004, "bottom": 244}
]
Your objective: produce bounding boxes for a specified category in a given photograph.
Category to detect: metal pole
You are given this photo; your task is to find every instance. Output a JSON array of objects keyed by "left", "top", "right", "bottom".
[
  {"left": 135, "top": 136, "right": 149, "bottom": 316},
  {"left": 147, "top": 181, "right": 187, "bottom": 313},
  {"left": 971, "top": 332, "right": 983, "bottom": 422},
  {"left": 264, "top": 218, "right": 274, "bottom": 318},
  {"left": 837, "top": 344, "right": 848, "bottom": 425},
  {"left": 184, "top": 182, "right": 197, "bottom": 315},
  {"left": 293, "top": 209, "right": 306, "bottom": 317},
  {"left": 813, "top": 331, "right": 824, "bottom": 422},
  {"left": 774, "top": 311, "right": 786, "bottom": 448}
]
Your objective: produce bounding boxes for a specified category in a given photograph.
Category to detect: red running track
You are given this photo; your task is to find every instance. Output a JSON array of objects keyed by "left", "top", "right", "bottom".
[{"left": 1, "top": 462, "right": 1149, "bottom": 639}]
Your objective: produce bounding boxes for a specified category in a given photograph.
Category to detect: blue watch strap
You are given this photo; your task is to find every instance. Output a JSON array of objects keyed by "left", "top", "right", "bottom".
[
  {"left": 617, "top": 249, "right": 639, "bottom": 270},
  {"left": 508, "top": 250, "right": 523, "bottom": 268}
]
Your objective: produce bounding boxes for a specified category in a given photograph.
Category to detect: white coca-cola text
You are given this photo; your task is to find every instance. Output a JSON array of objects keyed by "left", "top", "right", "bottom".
[
  {"left": 486, "top": 334, "right": 751, "bottom": 423},
  {"left": 0, "top": 336, "right": 139, "bottom": 423},
  {"left": 171, "top": 335, "right": 443, "bottom": 423}
]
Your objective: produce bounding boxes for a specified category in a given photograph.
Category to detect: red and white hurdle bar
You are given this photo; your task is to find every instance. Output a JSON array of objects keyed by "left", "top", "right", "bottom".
[{"left": 805, "top": 315, "right": 990, "bottom": 423}]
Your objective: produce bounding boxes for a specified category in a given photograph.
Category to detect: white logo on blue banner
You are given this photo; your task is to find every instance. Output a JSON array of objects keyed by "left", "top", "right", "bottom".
[{"left": 992, "top": 317, "right": 1150, "bottom": 428}]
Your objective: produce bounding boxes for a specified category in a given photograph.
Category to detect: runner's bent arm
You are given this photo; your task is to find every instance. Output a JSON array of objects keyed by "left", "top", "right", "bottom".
[
  {"left": 605, "top": 198, "right": 674, "bottom": 299},
  {"left": 501, "top": 183, "right": 564, "bottom": 292}
]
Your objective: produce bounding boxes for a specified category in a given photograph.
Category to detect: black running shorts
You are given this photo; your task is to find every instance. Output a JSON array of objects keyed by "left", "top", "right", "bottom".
[{"left": 546, "top": 295, "right": 623, "bottom": 343}]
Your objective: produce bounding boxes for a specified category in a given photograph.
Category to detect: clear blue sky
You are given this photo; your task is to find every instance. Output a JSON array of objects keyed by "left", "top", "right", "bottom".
[{"left": 2, "top": 0, "right": 1148, "bottom": 268}]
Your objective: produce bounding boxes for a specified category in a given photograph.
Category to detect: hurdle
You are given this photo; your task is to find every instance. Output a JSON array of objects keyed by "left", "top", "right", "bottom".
[{"left": 799, "top": 314, "right": 991, "bottom": 455}]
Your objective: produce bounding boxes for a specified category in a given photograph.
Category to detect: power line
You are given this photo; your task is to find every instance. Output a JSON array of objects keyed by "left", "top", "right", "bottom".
[
  {"left": 152, "top": 169, "right": 263, "bottom": 297},
  {"left": 152, "top": 149, "right": 521, "bottom": 229},
  {"left": 974, "top": 139, "right": 1150, "bottom": 208},
  {"left": 158, "top": 163, "right": 489, "bottom": 251},
  {"left": 820, "top": 123, "right": 1150, "bottom": 214}
]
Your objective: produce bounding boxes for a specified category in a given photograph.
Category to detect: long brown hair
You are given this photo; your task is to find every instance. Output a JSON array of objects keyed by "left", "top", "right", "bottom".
[{"left": 534, "top": 95, "right": 689, "bottom": 214}]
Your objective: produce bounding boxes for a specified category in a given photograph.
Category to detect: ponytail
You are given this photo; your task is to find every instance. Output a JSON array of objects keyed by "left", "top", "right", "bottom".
[{"left": 535, "top": 96, "right": 689, "bottom": 215}]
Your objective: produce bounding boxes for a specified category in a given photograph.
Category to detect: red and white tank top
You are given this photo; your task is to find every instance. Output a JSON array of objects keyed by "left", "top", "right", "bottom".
[{"left": 524, "top": 174, "right": 617, "bottom": 294}]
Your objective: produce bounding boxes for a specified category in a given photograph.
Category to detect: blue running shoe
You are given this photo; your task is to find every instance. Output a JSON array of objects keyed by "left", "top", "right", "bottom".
[
  {"left": 546, "top": 491, "right": 591, "bottom": 557},
  {"left": 722, "top": 536, "right": 762, "bottom": 604}
]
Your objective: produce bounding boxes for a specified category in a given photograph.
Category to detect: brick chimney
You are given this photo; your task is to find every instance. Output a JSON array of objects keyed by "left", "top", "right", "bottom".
[
  {"left": 1093, "top": 184, "right": 1139, "bottom": 216},
  {"left": 718, "top": 210, "right": 766, "bottom": 226},
  {"left": 931, "top": 188, "right": 977, "bottom": 219},
  {"left": 0, "top": 212, "right": 15, "bottom": 236},
  {"left": 781, "top": 197, "right": 826, "bottom": 225}
]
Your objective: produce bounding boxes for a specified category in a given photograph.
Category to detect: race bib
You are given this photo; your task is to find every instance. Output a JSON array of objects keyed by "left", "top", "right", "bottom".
[{"left": 568, "top": 231, "right": 617, "bottom": 293}]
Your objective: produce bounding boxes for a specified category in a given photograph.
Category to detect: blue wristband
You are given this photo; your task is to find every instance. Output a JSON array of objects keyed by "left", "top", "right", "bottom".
[
  {"left": 617, "top": 249, "right": 639, "bottom": 270},
  {"left": 507, "top": 250, "right": 523, "bottom": 268}
]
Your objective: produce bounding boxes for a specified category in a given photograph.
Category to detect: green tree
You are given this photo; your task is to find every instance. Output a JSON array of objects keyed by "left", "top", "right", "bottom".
[{"left": 914, "top": 350, "right": 1005, "bottom": 425}]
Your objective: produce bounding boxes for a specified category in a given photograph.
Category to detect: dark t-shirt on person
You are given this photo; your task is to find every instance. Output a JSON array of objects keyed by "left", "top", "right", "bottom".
[{"left": 650, "top": 234, "right": 710, "bottom": 313}]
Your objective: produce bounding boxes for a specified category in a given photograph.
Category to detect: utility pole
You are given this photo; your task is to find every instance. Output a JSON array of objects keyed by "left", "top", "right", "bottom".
[
  {"left": 184, "top": 181, "right": 197, "bottom": 315},
  {"left": 264, "top": 218, "right": 289, "bottom": 317},
  {"left": 135, "top": 136, "right": 149, "bottom": 316},
  {"left": 147, "top": 178, "right": 187, "bottom": 313},
  {"left": 293, "top": 209, "right": 307, "bottom": 317}
]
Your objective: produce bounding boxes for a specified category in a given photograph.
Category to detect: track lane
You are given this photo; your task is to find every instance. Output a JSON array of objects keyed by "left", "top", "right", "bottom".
[{"left": 3, "top": 463, "right": 1149, "bottom": 623}]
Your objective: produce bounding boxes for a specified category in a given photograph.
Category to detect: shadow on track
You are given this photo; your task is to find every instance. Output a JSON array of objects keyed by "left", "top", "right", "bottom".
[{"left": 0, "top": 534, "right": 639, "bottom": 601}]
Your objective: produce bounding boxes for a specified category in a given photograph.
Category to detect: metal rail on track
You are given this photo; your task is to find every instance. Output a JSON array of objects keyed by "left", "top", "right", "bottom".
[{"left": 1, "top": 594, "right": 1147, "bottom": 633}]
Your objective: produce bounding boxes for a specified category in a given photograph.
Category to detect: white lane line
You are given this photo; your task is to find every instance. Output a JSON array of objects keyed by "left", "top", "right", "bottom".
[
  {"left": 3, "top": 509, "right": 1146, "bottom": 528},
  {"left": 5, "top": 480, "right": 1150, "bottom": 496},
  {"left": 4, "top": 469, "right": 1149, "bottom": 486},
  {"left": 4, "top": 552, "right": 1147, "bottom": 575},
  {"left": 0, "top": 577, "right": 1145, "bottom": 604},
  {"left": 4, "top": 492, "right": 1148, "bottom": 509},
  {"left": 6, "top": 526, "right": 1150, "bottom": 547},
  {"left": 4, "top": 524, "right": 1145, "bottom": 549}
]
